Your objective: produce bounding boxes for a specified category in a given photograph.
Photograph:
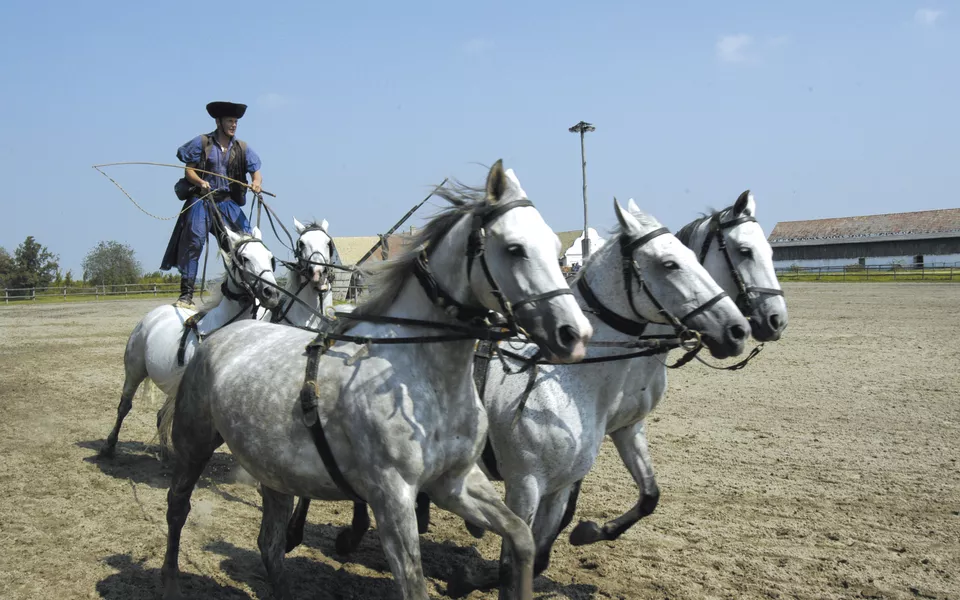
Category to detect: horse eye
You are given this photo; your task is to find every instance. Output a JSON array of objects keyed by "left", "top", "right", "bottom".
[
  {"left": 662, "top": 260, "right": 680, "bottom": 270},
  {"left": 739, "top": 247, "right": 753, "bottom": 257},
  {"left": 506, "top": 244, "right": 527, "bottom": 258}
]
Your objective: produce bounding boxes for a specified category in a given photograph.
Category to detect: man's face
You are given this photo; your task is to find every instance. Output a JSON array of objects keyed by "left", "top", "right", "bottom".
[{"left": 218, "top": 117, "right": 239, "bottom": 137}]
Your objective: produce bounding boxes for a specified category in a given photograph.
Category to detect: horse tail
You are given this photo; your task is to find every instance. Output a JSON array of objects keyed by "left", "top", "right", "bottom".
[{"left": 156, "top": 385, "right": 180, "bottom": 461}]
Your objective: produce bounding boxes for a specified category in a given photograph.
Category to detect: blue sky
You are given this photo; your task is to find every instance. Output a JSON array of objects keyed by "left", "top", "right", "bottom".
[{"left": 1, "top": 0, "right": 957, "bottom": 277}]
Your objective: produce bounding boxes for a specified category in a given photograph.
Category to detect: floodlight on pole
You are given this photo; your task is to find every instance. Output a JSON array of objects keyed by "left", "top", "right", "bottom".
[{"left": 569, "top": 120, "right": 595, "bottom": 262}]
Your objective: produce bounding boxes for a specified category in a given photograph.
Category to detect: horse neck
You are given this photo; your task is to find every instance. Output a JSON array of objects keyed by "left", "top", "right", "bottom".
[
  {"left": 375, "top": 218, "right": 478, "bottom": 362},
  {"left": 200, "top": 273, "right": 255, "bottom": 331},
  {"left": 280, "top": 269, "right": 328, "bottom": 328}
]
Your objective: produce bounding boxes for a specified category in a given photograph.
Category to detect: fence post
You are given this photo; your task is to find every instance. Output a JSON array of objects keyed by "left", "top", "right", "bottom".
[
  {"left": 32, "top": 288, "right": 36, "bottom": 301},
  {"left": 4, "top": 288, "right": 7, "bottom": 304},
  {"left": 63, "top": 286, "right": 67, "bottom": 300},
  {"left": 124, "top": 285, "right": 128, "bottom": 297}
]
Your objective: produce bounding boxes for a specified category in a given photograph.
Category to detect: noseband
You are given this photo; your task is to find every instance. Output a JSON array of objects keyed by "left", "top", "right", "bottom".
[
  {"left": 413, "top": 198, "right": 573, "bottom": 333},
  {"left": 578, "top": 227, "right": 728, "bottom": 339},
  {"left": 221, "top": 237, "right": 274, "bottom": 306},
  {"left": 697, "top": 211, "right": 784, "bottom": 315}
]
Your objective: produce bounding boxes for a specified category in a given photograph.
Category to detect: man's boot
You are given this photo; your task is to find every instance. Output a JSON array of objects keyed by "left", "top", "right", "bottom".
[{"left": 175, "top": 277, "right": 196, "bottom": 310}]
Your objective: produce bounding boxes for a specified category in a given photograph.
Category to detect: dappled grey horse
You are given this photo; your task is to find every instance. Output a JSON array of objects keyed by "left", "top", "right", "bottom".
[
  {"left": 157, "top": 160, "right": 593, "bottom": 600},
  {"left": 98, "top": 225, "right": 280, "bottom": 458}
]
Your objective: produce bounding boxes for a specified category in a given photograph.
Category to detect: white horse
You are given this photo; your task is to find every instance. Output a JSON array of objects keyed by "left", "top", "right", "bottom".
[
  {"left": 550, "top": 192, "right": 787, "bottom": 553},
  {"left": 98, "top": 226, "right": 281, "bottom": 458},
  {"left": 157, "top": 160, "right": 594, "bottom": 600},
  {"left": 262, "top": 218, "right": 339, "bottom": 330},
  {"left": 292, "top": 198, "right": 758, "bottom": 590}
]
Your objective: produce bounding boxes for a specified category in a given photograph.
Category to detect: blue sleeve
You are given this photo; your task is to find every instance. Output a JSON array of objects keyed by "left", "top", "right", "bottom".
[
  {"left": 245, "top": 144, "right": 262, "bottom": 173},
  {"left": 176, "top": 135, "right": 204, "bottom": 164}
]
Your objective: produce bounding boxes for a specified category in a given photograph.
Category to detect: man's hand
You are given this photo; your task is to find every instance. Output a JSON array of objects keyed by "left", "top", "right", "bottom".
[
  {"left": 249, "top": 181, "right": 262, "bottom": 194},
  {"left": 198, "top": 180, "right": 211, "bottom": 191}
]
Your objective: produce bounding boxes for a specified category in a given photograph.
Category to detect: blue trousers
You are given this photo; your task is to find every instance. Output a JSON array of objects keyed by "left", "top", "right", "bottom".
[{"left": 177, "top": 198, "right": 251, "bottom": 281}]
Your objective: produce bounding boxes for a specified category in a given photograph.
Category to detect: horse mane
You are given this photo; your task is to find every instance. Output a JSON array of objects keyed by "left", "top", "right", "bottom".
[
  {"left": 341, "top": 180, "right": 489, "bottom": 331},
  {"left": 568, "top": 209, "right": 671, "bottom": 285},
  {"left": 675, "top": 207, "right": 723, "bottom": 247}
]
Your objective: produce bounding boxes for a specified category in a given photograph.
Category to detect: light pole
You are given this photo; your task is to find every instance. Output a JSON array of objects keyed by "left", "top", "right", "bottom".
[{"left": 569, "top": 120, "right": 595, "bottom": 263}]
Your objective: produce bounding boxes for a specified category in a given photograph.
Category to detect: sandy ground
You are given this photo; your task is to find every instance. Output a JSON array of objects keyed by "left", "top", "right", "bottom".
[{"left": 0, "top": 283, "right": 958, "bottom": 600}]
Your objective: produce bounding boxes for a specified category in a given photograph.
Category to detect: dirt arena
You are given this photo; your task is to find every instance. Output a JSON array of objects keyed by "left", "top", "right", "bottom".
[{"left": 1, "top": 282, "right": 958, "bottom": 600}]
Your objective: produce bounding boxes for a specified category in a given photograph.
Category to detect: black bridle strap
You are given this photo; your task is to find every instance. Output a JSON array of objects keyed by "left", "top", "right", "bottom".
[
  {"left": 510, "top": 287, "right": 574, "bottom": 312},
  {"left": 677, "top": 291, "right": 730, "bottom": 324},
  {"left": 576, "top": 276, "right": 649, "bottom": 337}
]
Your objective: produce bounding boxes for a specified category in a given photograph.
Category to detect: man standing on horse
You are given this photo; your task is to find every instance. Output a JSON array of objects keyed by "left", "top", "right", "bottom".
[{"left": 160, "top": 100, "right": 263, "bottom": 310}]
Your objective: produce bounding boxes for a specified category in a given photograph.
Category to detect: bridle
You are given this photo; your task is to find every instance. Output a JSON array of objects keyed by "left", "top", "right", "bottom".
[
  {"left": 271, "top": 226, "right": 344, "bottom": 325},
  {"left": 696, "top": 210, "right": 784, "bottom": 316},
  {"left": 577, "top": 226, "right": 728, "bottom": 343},
  {"left": 293, "top": 226, "right": 339, "bottom": 290},
  {"left": 220, "top": 237, "right": 276, "bottom": 317},
  {"left": 412, "top": 197, "right": 574, "bottom": 335}
]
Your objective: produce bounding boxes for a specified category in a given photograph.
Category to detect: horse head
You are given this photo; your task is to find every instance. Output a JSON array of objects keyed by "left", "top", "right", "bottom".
[
  {"left": 220, "top": 226, "right": 281, "bottom": 310},
  {"left": 578, "top": 199, "right": 749, "bottom": 359},
  {"left": 293, "top": 217, "right": 337, "bottom": 293},
  {"left": 666, "top": 191, "right": 787, "bottom": 342}
]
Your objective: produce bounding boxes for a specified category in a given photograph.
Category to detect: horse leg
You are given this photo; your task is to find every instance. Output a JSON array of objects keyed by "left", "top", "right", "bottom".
[
  {"left": 160, "top": 434, "right": 221, "bottom": 600},
  {"left": 99, "top": 334, "right": 147, "bottom": 458},
  {"left": 327, "top": 492, "right": 427, "bottom": 556},
  {"left": 258, "top": 485, "right": 295, "bottom": 600},
  {"left": 429, "top": 467, "right": 536, "bottom": 600},
  {"left": 533, "top": 481, "right": 582, "bottom": 577},
  {"left": 570, "top": 420, "right": 659, "bottom": 546},
  {"left": 415, "top": 491, "right": 431, "bottom": 534},
  {"left": 160, "top": 384, "right": 223, "bottom": 600},
  {"left": 365, "top": 474, "right": 429, "bottom": 600},
  {"left": 284, "top": 497, "right": 310, "bottom": 553},
  {"left": 334, "top": 501, "right": 370, "bottom": 555}
]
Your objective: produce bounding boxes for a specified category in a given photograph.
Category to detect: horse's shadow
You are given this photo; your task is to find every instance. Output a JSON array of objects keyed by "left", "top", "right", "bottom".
[
  {"left": 96, "top": 552, "right": 250, "bottom": 599},
  {"left": 294, "top": 520, "right": 599, "bottom": 598},
  {"left": 77, "top": 439, "right": 258, "bottom": 508}
]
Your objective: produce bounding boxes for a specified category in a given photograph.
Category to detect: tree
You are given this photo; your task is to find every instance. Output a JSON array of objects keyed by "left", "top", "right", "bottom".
[
  {"left": 0, "top": 247, "right": 12, "bottom": 287},
  {"left": 64, "top": 270, "right": 74, "bottom": 286},
  {"left": 82, "top": 241, "right": 142, "bottom": 286},
  {"left": 10, "top": 236, "right": 59, "bottom": 290}
]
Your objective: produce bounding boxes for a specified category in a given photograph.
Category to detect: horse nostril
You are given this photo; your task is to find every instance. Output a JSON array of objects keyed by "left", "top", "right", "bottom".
[
  {"left": 729, "top": 324, "right": 747, "bottom": 341},
  {"left": 769, "top": 314, "right": 782, "bottom": 331},
  {"left": 558, "top": 325, "right": 579, "bottom": 348}
]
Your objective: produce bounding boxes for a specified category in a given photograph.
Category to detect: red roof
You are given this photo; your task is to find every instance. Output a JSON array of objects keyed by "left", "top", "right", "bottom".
[{"left": 769, "top": 208, "right": 960, "bottom": 245}]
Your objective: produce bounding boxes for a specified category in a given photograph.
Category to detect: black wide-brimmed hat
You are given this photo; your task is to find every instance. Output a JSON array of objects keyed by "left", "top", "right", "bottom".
[{"left": 206, "top": 101, "right": 247, "bottom": 119}]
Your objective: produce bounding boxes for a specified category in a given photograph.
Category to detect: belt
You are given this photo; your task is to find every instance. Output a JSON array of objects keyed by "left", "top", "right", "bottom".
[{"left": 210, "top": 190, "right": 231, "bottom": 201}]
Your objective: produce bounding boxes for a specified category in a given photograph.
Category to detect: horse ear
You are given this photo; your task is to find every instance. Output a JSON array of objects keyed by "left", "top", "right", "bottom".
[
  {"left": 222, "top": 226, "right": 242, "bottom": 250},
  {"left": 614, "top": 197, "right": 643, "bottom": 237},
  {"left": 252, "top": 226, "right": 263, "bottom": 240},
  {"left": 484, "top": 159, "right": 506, "bottom": 203},
  {"left": 321, "top": 219, "right": 329, "bottom": 232},
  {"left": 626, "top": 198, "right": 641, "bottom": 214},
  {"left": 294, "top": 218, "right": 306, "bottom": 234},
  {"left": 734, "top": 190, "right": 755, "bottom": 216},
  {"left": 503, "top": 168, "right": 527, "bottom": 199}
]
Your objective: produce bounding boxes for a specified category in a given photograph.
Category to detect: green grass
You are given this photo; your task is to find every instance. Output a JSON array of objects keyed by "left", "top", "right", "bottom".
[{"left": 776, "top": 268, "right": 957, "bottom": 283}]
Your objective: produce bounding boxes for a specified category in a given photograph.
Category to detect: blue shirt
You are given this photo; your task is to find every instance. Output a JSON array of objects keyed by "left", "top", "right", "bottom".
[{"left": 176, "top": 131, "right": 262, "bottom": 193}]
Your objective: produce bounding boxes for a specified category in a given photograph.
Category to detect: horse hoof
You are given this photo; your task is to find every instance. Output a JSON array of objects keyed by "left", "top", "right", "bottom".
[
  {"left": 465, "top": 521, "right": 486, "bottom": 539},
  {"left": 569, "top": 520, "right": 603, "bottom": 546},
  {"left": 334, "top": 528, "right": 359, "bottom": 555}
]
